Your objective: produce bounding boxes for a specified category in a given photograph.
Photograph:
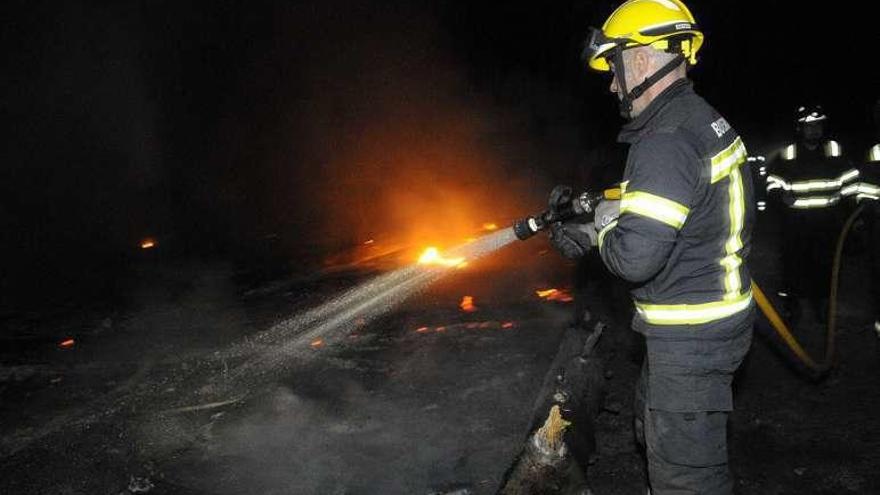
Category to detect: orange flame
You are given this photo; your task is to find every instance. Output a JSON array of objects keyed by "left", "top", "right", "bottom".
[
  {"left": 482, "top": 222, "right": 498, "bottom": 231},
  {"left": 310, "top": 339, "right": 324, "bottom": 348},
  {"left": 418, "top": 247, "right": 466, "bottom": 268},
  {"left": 535, "top": 288, "right": 574, "bottom": 303},
  {"left": 140, "top": 238, "right": 156, "bottom": 249},
  {"left": 59, "top": 338, "right": 75, "bottom": 348},
  {"left": 460, "top": 295, "right": 477, "bottom": 312}
]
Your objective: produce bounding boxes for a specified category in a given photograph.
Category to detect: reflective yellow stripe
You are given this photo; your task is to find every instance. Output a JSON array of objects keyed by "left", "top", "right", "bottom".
[
  {"left": 721, "top": 254, "right": 743, "bottom": 299},
  {"left": 781, "top": 143, "right": 796, "bottom": 161},
  {"left": 597, "top": 219, "right": 618, "bottom": 251},
  {"left": 765, "top": 174, "right": 785, "bottom": 192},
  {"left": 791, "top": 195, "right": 840, "bottom": 208},
  {"left": 824, "top": 140, "right": 842, "bottom": 158},
  {"left": 620, "top": 191, "right": 689, "bottom": 229},
  {"left": 710, "top": 136, "right": 747, "bottom": 183},
  {"left": 842, "top": 182, "right": 880, "bottom": 201},
  {"left": 764, "top": 169, "right": 859, "bottom": 193},
  {"left": 720, "top": 167, "right": 746, "bottom": 299},
  {"left": 635, "top": 290, "right": 753, "bottom": 325},
  {"left": 869, "top": 144, "right": 880, "bottom": 162}
]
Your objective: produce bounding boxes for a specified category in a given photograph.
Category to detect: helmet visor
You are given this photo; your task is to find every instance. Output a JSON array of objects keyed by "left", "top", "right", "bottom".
[{"left": 582, "top": 27, "right": 622, "bottom": 71}]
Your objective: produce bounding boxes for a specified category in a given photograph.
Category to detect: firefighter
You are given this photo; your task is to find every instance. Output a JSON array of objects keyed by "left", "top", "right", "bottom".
[
  {"left": 842, "top": 102, "right": 880, "bottom": 334},
  {"left": 548, "top": 1, "right": 754, "bottom": 492},
  {"left": 765, "top": 105, "right": 859, "bottom": 324}
]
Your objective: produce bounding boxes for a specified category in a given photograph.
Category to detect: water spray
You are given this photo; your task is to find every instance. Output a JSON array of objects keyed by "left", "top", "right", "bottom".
[{"left": 215, "top": 228, "right": 520, "bottom": 388}]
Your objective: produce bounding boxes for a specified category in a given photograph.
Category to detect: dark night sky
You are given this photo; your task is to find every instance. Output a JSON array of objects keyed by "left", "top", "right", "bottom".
[{"left": 2, "top": 0, "right": 878, "bottom": 308}]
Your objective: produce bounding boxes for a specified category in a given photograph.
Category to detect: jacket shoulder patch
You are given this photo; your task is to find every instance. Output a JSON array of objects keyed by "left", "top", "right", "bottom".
[{"left": 710, "top": 117, "right": 731, "bottom": 138}]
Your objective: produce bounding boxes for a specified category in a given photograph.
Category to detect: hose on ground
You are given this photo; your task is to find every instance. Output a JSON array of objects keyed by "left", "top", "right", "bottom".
[{"left": 752, "top": 204, "right": 866, "bottom": 375}]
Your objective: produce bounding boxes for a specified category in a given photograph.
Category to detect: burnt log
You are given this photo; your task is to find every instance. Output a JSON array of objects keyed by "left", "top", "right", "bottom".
[{"left": 497, "top": 320, "right": 606, "bottom": 495}]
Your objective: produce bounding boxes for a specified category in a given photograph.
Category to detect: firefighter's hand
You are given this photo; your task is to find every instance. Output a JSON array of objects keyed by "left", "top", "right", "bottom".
[
  {"left": 594, "top": 199, "right": 621, "bottom": 230},
  {"left": 548, "top": 185, "right": 574, "bottom": 214},
  {"left": 549, "top": 221, "right": 597, "bottom": 259}
]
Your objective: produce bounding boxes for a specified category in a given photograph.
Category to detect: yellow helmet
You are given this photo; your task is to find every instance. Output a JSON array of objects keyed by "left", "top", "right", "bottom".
[{"left": 585, "top": 0, "right": 704, "bottom": 72}]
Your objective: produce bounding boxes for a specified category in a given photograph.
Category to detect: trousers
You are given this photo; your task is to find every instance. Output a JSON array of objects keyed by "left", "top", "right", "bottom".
[{"left": 633, "top": 309, "right": 754, "bottom": 494}]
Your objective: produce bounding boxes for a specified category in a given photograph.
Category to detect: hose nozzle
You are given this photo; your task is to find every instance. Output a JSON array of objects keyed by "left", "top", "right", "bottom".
[{"left": 512, "top": 187, "right": 621, "bottom": 241}]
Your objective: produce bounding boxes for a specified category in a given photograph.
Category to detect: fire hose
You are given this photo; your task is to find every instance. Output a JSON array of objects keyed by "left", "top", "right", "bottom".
[
  {"left": 752, "top": 203, "right": 866, "bottom": 375},
  {"left": 512, "top": 187, "right": 869, "bottom": 376}
]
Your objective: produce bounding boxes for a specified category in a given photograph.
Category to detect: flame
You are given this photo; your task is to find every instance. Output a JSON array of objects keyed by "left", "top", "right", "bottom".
[
  {"left": 140, "top": 238, "right": 156, "bottom": 249},
  {"left": 535, "top": 288, "right": 574, "bottom": 303},
  {"left": 418, "top": 247, "right": 466, "bottom": 268},
  {"left": 460, "top": 295, "right": 477, "bottom": 312},
  {"left": 482, "top": 222, "right": 498, "bottom": 231},
  {"left": 310, "top": 339, "right": 324, "bottom": 348},
  {"left": 59, "top": 338, "right": 75, "bottom": 348}
]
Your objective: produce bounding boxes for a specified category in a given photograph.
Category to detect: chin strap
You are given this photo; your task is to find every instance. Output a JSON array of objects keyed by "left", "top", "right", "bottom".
[{"left": 612, "top": 49, "right": 685, "bottom": 119}]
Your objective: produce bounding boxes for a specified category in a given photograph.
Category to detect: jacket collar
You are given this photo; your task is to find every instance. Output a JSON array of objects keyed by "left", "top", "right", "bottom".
[{"left": 618, "top": 78, "right": 693, "bottom": 144}]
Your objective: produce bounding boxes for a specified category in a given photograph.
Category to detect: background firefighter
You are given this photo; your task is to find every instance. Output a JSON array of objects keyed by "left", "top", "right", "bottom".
[
  {"left": 765, "top": 105, "right": 858, "bottom": 324},
  {"left": 548, "top": 1, "right": 755, "bottom": 493}
]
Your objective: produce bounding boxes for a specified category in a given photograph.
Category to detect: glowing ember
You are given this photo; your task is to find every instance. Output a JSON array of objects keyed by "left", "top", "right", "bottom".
[
  {"left": 460, "top": 295, "right": 477, "bottom": 312},
  {"left": 416, "top": 326, "right": 429, "bottom": 333},
  {"left": 418, "top": 247, "right": 466, "bottom": 268},
  {"left": 59, "top": 338, "right": 75, "bottom": 348},
  {"left": 364, "top": 239, "right": 375, "bottom": 245},
  {"left": 310, "top": 339, "right": 324, "bottom": 348},
  {"left": 482, "top": 222, "right": 498, "bottom": 231},
  {"left": 501, "top": 322, "right": 515, "bottom": 329},
  {"left": 435, "top": 326, "right": 446, "bottom": 332},
  {"left": 140, "top": 238, "right": 156, "bottom": 249},
  {"left": 535, "top": 288, "right": 574, "bottom": 303}
]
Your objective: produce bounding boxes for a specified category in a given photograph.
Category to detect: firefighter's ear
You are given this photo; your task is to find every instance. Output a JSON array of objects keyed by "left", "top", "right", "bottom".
[{"left": 632, "top": 48, "right": 651, "bottom": 74}]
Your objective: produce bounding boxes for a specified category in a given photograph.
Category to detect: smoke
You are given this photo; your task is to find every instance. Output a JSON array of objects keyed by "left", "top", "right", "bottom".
[{"left": 249, "top": 1, "right": 549, "bottom": 257}]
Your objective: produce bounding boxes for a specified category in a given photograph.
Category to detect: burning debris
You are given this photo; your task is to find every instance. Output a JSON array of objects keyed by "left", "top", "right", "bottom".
[
  {"left": 412, "top": 321, "right": 519, "bottom": 335},
  {"left": 460, "top": 296, "right": 477, "bottom": 313},
  {"left": 418, "top": 247, "right": 467, "bottom": 268},
  {"left": 309, "top": 339, "right": 324, "bottom": 348},
  {"left": 535, "top": 289, "right": 574, "bottom": 303},
  {"left": 58, "top": 338, "right": 75, "bottom": 349},
  {"left": 139, "top": 238, "right": 156, "bottom": 250}
]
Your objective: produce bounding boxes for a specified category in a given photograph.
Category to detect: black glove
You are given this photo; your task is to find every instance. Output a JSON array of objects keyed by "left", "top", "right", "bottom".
[
  {"left": 548, "top": 185, "right": 574, "bottom": 215},
  {"left": 549, "top": 221, "right": 595, "bottom": 259}
]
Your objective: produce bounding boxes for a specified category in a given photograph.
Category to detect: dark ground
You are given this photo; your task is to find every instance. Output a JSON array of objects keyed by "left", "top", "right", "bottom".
[{"left": 2, "top": 216, "right": 879, "bottom": 494}]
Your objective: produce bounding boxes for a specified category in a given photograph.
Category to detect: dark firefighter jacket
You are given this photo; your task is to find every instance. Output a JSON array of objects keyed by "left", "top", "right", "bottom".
[
  {"left": 766, "top": 139, "right": 857, "bottom": 210},
  {"left": 598, "top": 79, "right": 756, "bottom": 333}
]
